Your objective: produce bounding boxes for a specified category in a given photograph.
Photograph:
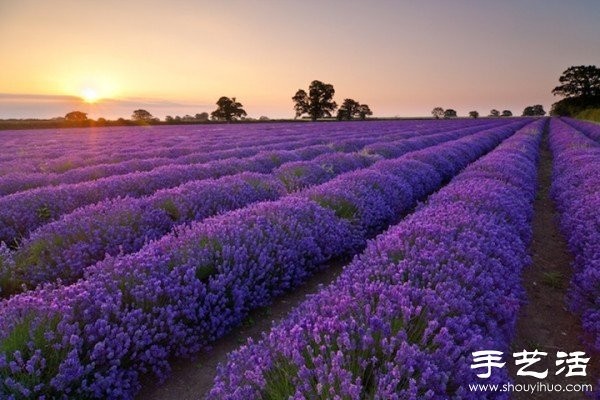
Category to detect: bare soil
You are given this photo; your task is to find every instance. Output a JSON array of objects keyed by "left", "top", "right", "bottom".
[
  {"left": 509, "top": 132, "right": 598, "bottom": 399},
  {"left": 139, "top": 130, "right": 598, "bottom": 400}
]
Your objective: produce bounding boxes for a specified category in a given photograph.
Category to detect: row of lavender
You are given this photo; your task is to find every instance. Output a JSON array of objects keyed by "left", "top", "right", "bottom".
[
  {"left": 0, "top": 129, "right": 398, "bottom": 243},
  {"left": 0, "top": 121, "right": 525, "bottom": 399},
  {"left": 0, "top": 122, "right": 394, "bottom": 169},
  {"left": 0, "top": 121, "right": 510, "bottom": 246},
  {"left": 563, "top": 117, "right": 600, "bottom": 142},
  {"left": 209, "top": 119, "right": 544, "bottom": 399},
  {"left": 0, "top": 121, "right": 437, "bottom": 195},
  {"left": 0, "top": 122, "right": 491, "bottom": 296},
  {"left": 0, "top": 120, "right": 495, "bottom": 176},
  {"left": 549, "top": 119, "right": 600, "bottom": 353}
]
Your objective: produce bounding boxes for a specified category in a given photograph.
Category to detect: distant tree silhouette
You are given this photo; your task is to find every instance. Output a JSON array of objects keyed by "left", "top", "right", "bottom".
[
  {"left": 552, "top": 65, "right": 600, "bottom": 98},
  {"left": 501, "top": 110, "right": 513, "bottom": 117},
  {"left": 337, "top": 99, "right": 360, "bottom": 120},
  {"left": 357, "top": 104, "right": 373, "bottom": 120},
  {"left": 195, "top": 112, "right": 209, "bottom": 122},
  {"left": 551, "top": 65, "right": 600, "bottom": 116},
  {"left": 443, "top": 109, "right": 457, "bottom": 118},
  {"left": 522, "top": 105, "right": 546, "bottom": 116},
  {"left": 132, "top": 109, "right": 154, "bottom": 122},
  {"left": 336, "top": 99, "right": 373, "bottom": 120},
  {"left": 165, "top": 115, "right": 174, "bottom": 123},
  {"left": 468, "top": 111, "right": 479, "bottom": 118},
  {"left": 489, "top": 109, "right": 500, "bottom": 117},
  {"left": 65, "top": 111, "right": 88, "bottom": 121},
  {"left": 259, "top": 116, "right": 270, "bottom": 121},
  {"left": 292, "top": 80, "right": 337, "bottom": 121},
  {"left": 431, "top": 107, "right": 444, "bottom": 119},
  {"left": 211, "top": 97, "right": 247, "bottom": 122}
]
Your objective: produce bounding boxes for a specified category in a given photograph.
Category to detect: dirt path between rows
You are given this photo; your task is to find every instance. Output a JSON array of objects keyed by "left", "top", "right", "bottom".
[
  {"left": 136, "top": 257, "right": 351, "bottom": 400},
  {"left": 139, "top": 126, "right": 597, "bottom": 399},
  {"left": 509, "top": 129, "right": 597, "bottom": 399}
]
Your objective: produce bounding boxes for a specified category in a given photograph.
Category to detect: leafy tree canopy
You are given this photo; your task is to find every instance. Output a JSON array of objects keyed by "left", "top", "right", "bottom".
[
  {"left": 293, "top": 80, "right": 337, "bottom": 121},
  {"left": 522, "top": 105, "right": 546, "bottom": 116},
  {"left": 65, "top": 111, "right": 88, "bottom": 121},
  {"left": 132, "top": 109, "right": 154, "bottom": 122},
  {"left": 431, "top": 107, "right": 444, "bottom": 119},
  {"left": 443, "top": 109, "right": 457, "bottom": 118},
  {"left": 337, "top": 99, "right": 373, "bottom": 120},
  {"left": 552, "top": 65, "right": 600, "bottom": 98},
  {"left": 211, "top": 97, "right": 247, "bottom": 122}
]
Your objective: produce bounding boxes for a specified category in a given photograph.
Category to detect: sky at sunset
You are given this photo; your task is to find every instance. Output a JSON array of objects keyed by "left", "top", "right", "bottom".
[{"left": 1, "top": 0, "right": 599, "bottom": 119}]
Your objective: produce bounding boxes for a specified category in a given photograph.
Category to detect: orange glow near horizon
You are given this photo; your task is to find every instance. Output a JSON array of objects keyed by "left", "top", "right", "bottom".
[
  {"left": 0, "top": 1, "right": 599, "bottom": 119},
  {"left": 81, "top": 88, "right": 99, "bottom": 103}
]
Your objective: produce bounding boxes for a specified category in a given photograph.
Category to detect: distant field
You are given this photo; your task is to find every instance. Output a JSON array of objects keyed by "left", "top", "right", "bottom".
[{"left": 0, "top": 118, "right": 598, "bottom": 399}]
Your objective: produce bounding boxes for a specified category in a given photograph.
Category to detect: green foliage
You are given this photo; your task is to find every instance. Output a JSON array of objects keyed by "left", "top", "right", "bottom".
[
  {"left": 261, "top": 357, "right": 299, "bottom": 399},
  {"left": 0, "top": 313, "right": 66, "bottom": 396},
  {"left": 311, "top": 195, "right": 358, "bottom": 220},
  {"left": 576, "top": 108, "right": 600, "bottom": 123},
  {"left": 541, "top": 271, "right": 564, "bottom": 289},
  {"left": 551, "top": 96, "right": 600, "bottom": 117},
  {"left": 156, "top": 198, "right": 181, "bottom": 221}
]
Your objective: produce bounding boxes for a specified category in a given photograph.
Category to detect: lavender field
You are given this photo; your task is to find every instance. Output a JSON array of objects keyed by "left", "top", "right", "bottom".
[{"left": 0, "top": 118, "right": 599, "bottom": 399}]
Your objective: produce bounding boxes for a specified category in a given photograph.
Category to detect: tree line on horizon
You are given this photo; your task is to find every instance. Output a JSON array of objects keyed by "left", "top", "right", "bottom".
[
  {"left": 430, "top": 105, "right": 545, "bottom": 119},
  {"left": 3, "top": 65, "right": 599, "bottom": 129}
]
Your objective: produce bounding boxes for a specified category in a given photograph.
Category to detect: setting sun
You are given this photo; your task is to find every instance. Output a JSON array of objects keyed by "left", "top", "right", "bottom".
[{"left": 81, "top": 87, "right": 99, "bottom": 103}]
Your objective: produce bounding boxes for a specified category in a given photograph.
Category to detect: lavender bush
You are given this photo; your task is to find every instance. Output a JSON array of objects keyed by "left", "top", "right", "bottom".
[
  {"left": 0, "top": 120, "right": 529, "bottom": 399},
  {"left": 548, "top": 118, "right": 600, "bottom": 353},
  {"left": 209, "top": 119, "right": 543, "bottom": 399}
]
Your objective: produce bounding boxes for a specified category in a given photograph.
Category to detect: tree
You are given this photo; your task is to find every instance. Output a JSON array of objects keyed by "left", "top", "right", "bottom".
[
  {"left": 211, "top": 97, "right": 247, "bottom": 122},
  {"left": 431, "top": 107, "right": 444, "bottom": 119},
  {"left": 165, "top": 115, "right": 174, "bottom": 123},
  {"left": 132, "top": 109, "right": 154, "bottom": 122},
  {"left": 522, "top": 105, "right": 546, "bottom": 116},
  {"left": 551, "top": 65, "right": 600, "bottom": 116},
  {"left": 195, "top": 112, "right": 209, "bottom": 122},
  {"left": 468, "top": 111, "right": 479, "bottom": 118},
  {"left": 258, "top": 116, "right": 270, "bottom": 121},
  {"left": 552, "top": 65, "right": 600, "bottom": 98},
  {"left": 501, "top": 110, "right": 513, "bottom": 117},
  {"left": 489, "top": 109, "right": 500, "bottom": 117},
  {"left": 292, "top": 80, "right": 337, "bottom": 121},
  {"left": 357, "top": 104, "right": 373, "bottom": 120},
  {"left": 443, "top": 109, "right": 457, "bottom": 118},
  {"left": 336, "top": 99, "right": 372, "bottom": 120},
  {"left": 65, "top": 111, "right": 88, "bottom": 121},
  {"left": 337, "top": 99, "right": 360, "bottom": 120}
]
